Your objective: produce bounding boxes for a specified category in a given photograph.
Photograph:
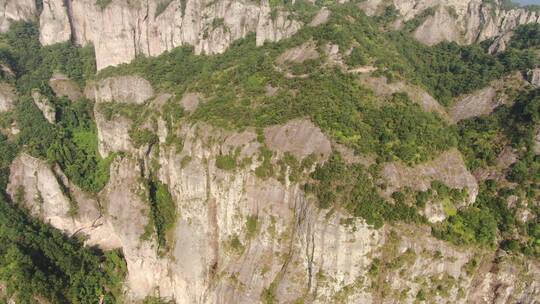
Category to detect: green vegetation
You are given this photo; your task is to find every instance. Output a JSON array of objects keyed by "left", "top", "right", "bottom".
[
  {"left": 0, "top": 22, "right": 109, "bottom": 193},
  {"left": 306, "top": 153, "right": 425, "bottom": 228},
  {"left": 216, "top": 154, "right": 237, "bottom": 171},
  {"left": 147, "top": 179, "right": 177, "bottom": 252},
  {"left": 401, "top": 7, "right": 435, "bottom": 32},
  {"left": 0, "top": 194, "right": 126, "bottom": 303},
  {"left": 96, "top": 0, "right": 113, "bottom": 10},
  {"left": 155, "top": 0, "right": 174, "bottom": 17},
  {"left": 509, "top": 24, "right": 540, "bottom": 50},
  {"left": 143, "top": 296, "right": 175, "bottom": 304}
]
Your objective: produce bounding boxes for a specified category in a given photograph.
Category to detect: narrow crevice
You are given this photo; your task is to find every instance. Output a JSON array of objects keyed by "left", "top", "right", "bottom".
[{"left": 62, "top": 0, "right": 77, "bottom": 43}]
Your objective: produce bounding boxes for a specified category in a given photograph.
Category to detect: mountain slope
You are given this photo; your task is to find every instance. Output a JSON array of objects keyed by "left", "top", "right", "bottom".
[{"left": 0, "top": 1, "right": 539, "bottom": 303}]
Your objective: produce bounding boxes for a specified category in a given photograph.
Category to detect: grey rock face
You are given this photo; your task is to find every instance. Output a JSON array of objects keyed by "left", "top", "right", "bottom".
[
  {"left": 39, "top": 0, "right": 71, "bottom": 45},
  {"left": 0, "top": 0, "right": 36, "bottom": 33},
  {"left": 381, "top": 149, "right": 479, "bottom": 222},
  {"left": 0, "top": 82, "right": 16, "bottom": 112},
  {"left": 49, "top": 72, "right": 83, "bottom": 101},
  {"left": 449, "top": 73, "right": 528, "bottom": 122},
  {"left": 88, "top": 75, "right": 155, "bottom": 104},
  {"left": 8, "top": 118, "right": 540, "bottom": 303},
  {"left": 528, "top": 68, "right": 540, "bottom": 87},
  {"left": 362, "top": 0, "right": 540, "bottom": 46},
  {"left": 36, "top": 0, "right": 302, "bottom": 70},
  {"left": 31, "top": 89, "right": 56, "bottom": 124}
]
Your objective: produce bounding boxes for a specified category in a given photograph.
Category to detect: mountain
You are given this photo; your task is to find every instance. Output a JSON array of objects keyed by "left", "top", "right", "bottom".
[{"left": 0, "top": 0, "right": 539, "bottom": 303}]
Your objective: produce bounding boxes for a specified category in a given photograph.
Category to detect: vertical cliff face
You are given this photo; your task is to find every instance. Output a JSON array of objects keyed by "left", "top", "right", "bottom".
[
  {"left": 0, "top": 0, "right": 36, "bottom": 32},
  {"left": 38, "top": 0, "right": 302, "bottom": 70},
  {"left": 0, "top": 0, "right": 538, "bottom": 69},
  {"left": 362, "top": 0, "right": 540, "bottom": 47}
]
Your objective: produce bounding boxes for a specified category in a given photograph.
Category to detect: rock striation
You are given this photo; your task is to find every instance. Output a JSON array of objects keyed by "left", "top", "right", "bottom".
[
  {"left": 37, "top": 0, "right": 302, "bottom": 70},
  {"left": 362, "top": 0, "right": 540, "bottom": 48}
]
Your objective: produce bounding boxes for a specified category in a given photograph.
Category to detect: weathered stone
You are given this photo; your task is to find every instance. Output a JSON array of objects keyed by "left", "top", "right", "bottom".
[
  {"left": 0, "top": 0, "right": 36, "bottom": 33},
  {"left": 89, "top": 75, "right": 154, "bottom": 104},
  {"left": 39, "top": 0, "right": 71, "bottom": 45},
  {"left": 0, "top": 82, "right": 16, "bottom": 112},
  {"left": 264, "top": 119, "right": 332, "bottom": 160},
  {"left": 49, "top": 72, "right": 83, "bottom": 101},
  {"left": 31, "top": 89, "right": 56, "bottom": 124}
]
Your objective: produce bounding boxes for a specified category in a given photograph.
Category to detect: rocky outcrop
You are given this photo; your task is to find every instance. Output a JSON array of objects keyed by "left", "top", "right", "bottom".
[
  {"left": 31, "top": 89, "right": 56, "bottom": 124},
  {"left": 0, "top": 0, "right": 36, "bottom": 33},
  {"left": 0, "top": 82, "right": 16, "bottom": 112},
  {"left": 86, "top": 75, "right": 155, "bottom": 157},
  {"left": 49, "top": 72, "right": 83, "bottom": 101},
  {"left": 264, "top": 119, "right": 332, "bottom": 160},
  {"left": 277, "top": 41, "right": 319, "bottom": 65},
  {"left": 413, "top": 6, "right": 462, "bottom": 46},
  {"left": 381, "top": 149, "right": 478, "bottom": 222},
  {"left": 359, "top": 76, "right": 449, "bottom": 120},
  {"left": 39, "top": 0, "right": 71, "bottom": 45},
  {"left": 180, "top": 92, "right": 203, "bottom": 113},
  {"left": 449, "top": 73, "right": 528, "bottom": 122},
  {"left": 362, "top": 0, "right": 540, "bottom": 46},
  {"left": 9, "top": 118, "right": 540, "bottom": 303},
  {"left": 7, "top": 154, "right": 122, "bottom": 249},
  {"left": 528, "top": 68, "right": 540, "bottom": 87},
  {"left": 87, "top": 75, "right": 154, "bottom": 104},
  {"left": 36, "top": 0, "right": 302, "bottom": 70}
]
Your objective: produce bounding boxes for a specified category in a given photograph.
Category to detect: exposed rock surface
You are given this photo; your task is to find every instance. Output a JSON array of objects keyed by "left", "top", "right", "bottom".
[
  {"left": 0, "top": 82, "right": 16, "bottom": 112},
  {"left": 359, "top": 76, "right": 449, "bottom": 119},
  {"left": 49, "top": 72, "right": 83, "bottom": 101},
  {"left": 413, "top": 5, "right": 462, "bottom": 45},
  {"left": 264, "top": 119, "right": 332, "bottom": 160},
  {"left": 381, "top": 149, "right": 479, "bottom": 219},
  {"left": 449, "top": 73, "right": 528, "bottom": 122},
  {"left": 0, "top": 0, "right": 36, "bottom": 33},
  {"left": 309, "top": 7, "right": 330, "bottom": 27},
  {"left": 39, "top": 0, "right": 71, "bottom": 45},
  {"left": 87, "top": 75, "right": 155, "bottom": 104},
  {"left": 36, "top": 0, "right": 301, "bottom": 70},
  {"left": 9, "top": 120, "right": 540, "bottom": 303},
  {"left": 7, "top": 154, "right": 122, "bottom": 250},
  {"left": 361, "top": 0, "right": 540, "bottom": 46},
  {"left": 277, "top": 41, "right": 319, "bottom": 65},
  {"left": 528, "top": 68, "right": 540, "bottom": 87},
  {"left": 180, "top": 92, "right": 203, "bottom": 113},
  {"left": 31, "top": 90, "right": 56, "bottom": 124}
]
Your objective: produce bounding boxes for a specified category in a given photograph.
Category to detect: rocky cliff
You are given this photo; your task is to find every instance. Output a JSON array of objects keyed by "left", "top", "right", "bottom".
[
  {"left": 1, "top": 0, "right": 539, "bottom": 70},
  {"left": 361, "top": 0, "right": 540, "bottom": 47},
  {"left": 38, "top": 0, "right": 302, "bottom": 70},
  {"left": 1, "top": 1, "right": 540, "bottom": 303},
  {"left": 6, "top": 75, "right": 539, "bottom": 303}
]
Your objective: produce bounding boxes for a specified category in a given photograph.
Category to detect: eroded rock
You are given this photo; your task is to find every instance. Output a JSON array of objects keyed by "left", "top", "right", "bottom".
[
  {"left": 39, "top": 0, "right": 71, "bottom": 45},
  {"left": 528, "top": 68, "right": 540, "bottom": 87},
  {"left": 0, "top": 0, "right": 36, "bottom": 33},
  {"left": 449, "top": 73, "right": 527, "bottom": 122},
  {"left": 88, "top": 75, "right": 154, "bottom": 104},
  {"left": 31, "top": 89, "right": 56, "bottom": 124},
  {"left": 49, "top": 72, "right": 83, "bottom": 101},
  {"left": 264, "top": 119, "right": 332, "bottom": 160},
  {"left": 0, "top": 82, "right": 16, "bottom": 112},
  {"left": 7, "top": 153, "right": 121, "bottom": 249},
  {"left": 381, "top": 148, "right": 478, "bottom": 207},
  {"left": 359, "top": 76, "right": 449, "bottom": 119},
  {"left": 36, "top": 0, "right": 302, "bottom": 70},
  {"left": 277, "top": 41, "right": 319, "bottom": 65}
]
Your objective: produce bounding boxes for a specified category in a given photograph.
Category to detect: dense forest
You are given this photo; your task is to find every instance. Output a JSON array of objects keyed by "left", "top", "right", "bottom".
[{"left": 0, "top": 0, "right": 539, "bottom": 302}]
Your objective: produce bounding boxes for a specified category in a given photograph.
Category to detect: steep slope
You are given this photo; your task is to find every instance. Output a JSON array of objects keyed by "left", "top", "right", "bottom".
[
  {"left": 1, "top": 0, "right": 539, "bottom": 69},
  {"left": 0, "top": 1, "right": 539, "bottom": 304}
]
